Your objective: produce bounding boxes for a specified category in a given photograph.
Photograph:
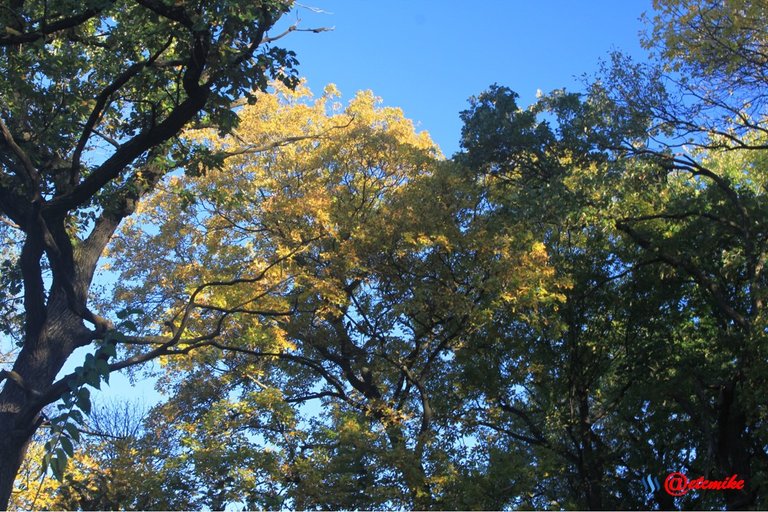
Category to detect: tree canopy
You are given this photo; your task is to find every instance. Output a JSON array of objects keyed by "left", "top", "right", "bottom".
[
  {"left": 0, "top": 0, "right": 303, "bottom": 507},
  {"left": 3, "top": 0, "right": 768, "bottom": 510}
]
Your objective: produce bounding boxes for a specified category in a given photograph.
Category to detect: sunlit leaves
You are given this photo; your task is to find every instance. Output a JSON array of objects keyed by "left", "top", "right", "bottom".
[{"left": 100, "top": 82, "right": 564, "bottom": 508}]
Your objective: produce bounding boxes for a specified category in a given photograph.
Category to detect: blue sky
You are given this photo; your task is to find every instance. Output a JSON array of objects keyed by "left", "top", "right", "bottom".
[
  {"left": 64, "top": 0, "right": 656, "bottom": 406},
  {"left": 278, "top": 1, "right": 652, "bottom": 155}
]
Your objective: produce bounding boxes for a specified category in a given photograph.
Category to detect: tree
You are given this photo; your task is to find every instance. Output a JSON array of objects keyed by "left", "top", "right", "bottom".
[
  {"left": 451, "top": 85, "right": 643, "bottom": 510},
  {"left": 5, "top": 1, "right": 764, "bottom": 509},
  {"left": 641, "top": 0, "right": 768, "bottom": 145},
  {"left": 104, "top": 83, "right": 561, "bottom": 509},
  {"left": 452, "top": 69, "right": 768, "bottom": 509},
  {"left": 587, "top": 2, "right": 768, "bottom": 507},
  {"left": 0, "top": 0, "right": 305, "bottom": 507}
]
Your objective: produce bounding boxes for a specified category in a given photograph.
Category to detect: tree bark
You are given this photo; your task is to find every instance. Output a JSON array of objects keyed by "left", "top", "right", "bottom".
[
  {"left": 0, "top": 285, "right": 93, "bottom": 509},
  {"left": 0, "top": 3, "right": 285, "bottom": 506},
  {"left": 716, "top": 381, "right": 756, "bottom": 510},
  {"left": 0, "top": 396, "right": 31, "bottom": 510}
]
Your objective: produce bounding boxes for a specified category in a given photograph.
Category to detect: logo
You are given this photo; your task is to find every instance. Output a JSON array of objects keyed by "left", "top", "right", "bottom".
[
  {"left": 643, "top": 474, "right": 661, "bottom": 493},
  {"left": 663, "top": 472, "right": 745, "bottom": 496}
]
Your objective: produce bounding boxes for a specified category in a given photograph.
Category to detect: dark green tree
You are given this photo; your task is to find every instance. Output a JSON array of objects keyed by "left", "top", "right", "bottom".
[
  {"left": 455, "top": 69, "right": 768, "bottom": 509},
  {"left": 586, "top": 1, "right": 768, "bottom": 507}
]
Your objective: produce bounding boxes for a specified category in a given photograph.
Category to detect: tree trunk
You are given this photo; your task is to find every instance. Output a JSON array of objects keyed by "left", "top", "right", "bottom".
[
  {"left": 0, "top": 401, "right": 31, "bottom": 510},
  {"left": 576, "top": 391, "right": 604, "bottom": 510},
  {"left": 0, "top": 288, "right": 92, "bottom": 510},
  {"left": 716, "top": 381, "right": 756, "bottom": 510}
]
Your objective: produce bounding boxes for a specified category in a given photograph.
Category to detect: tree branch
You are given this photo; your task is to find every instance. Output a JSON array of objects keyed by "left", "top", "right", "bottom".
[
  {"left": 0, "top": 4, "right": 111, "bottom": 46},
  {"left": 133, "top": 0, "right": 195, "bottom": 28},
  {"left": 70, "top": 37, "right": 174, "bottom": 181},
  {"left": 45, "top": 91, "right": 210, "bottom": 216},
  {"left": 0, "top": 116, "right": 39, "bottom": 197},
  {"left": 615, "top": 220, "right": 750, "bottom": 330}
]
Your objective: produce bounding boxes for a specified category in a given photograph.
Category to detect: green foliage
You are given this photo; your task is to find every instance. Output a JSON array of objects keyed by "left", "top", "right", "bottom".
[
  {"left": 100, "top": 83, "right": 562, "bottom": 509},
  {"left": 40, "top": 333, "right": 118, "bottom": 484},
  {"left": 0, "top": 0, "right": 302, "bottom": 507},
  {"left": 67, "top": 60, "right": 768, "bottom": 509},
  {"left": 7, "top": 1, "right": 768, "bottom": 510},
  {"left": 11, "top": 401, "right": 199, "bottom": 511}
]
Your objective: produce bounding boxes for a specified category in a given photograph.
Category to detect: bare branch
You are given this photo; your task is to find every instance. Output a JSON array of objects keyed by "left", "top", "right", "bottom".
[
  {"left": 220, "top": 117, "right": 354, "bottom": 159},
  {"left": 0, "top": 216, "right": 20, "bottom": 230},
  {"left": 262, "top": 24, "right": 333, "bottom": 45}
]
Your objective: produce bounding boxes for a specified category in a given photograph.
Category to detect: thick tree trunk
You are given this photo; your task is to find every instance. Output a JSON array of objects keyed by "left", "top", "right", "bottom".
[
  {"left": 716, "top": 381, "right": 756, "bottom": 510},
  {"left": 0, "top": 289, "right": 92, "bottom": 510},
  {"left": 579, "top": 441, "right": 604, "bottom": 510},
  {"left": 0, "top": 395, "right": 31, "bottom": 510}
]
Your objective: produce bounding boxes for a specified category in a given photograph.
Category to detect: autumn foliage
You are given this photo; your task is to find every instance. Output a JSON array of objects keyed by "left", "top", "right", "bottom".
[{"left": 3, "top": 0, "right": 768, "bottom": 510}]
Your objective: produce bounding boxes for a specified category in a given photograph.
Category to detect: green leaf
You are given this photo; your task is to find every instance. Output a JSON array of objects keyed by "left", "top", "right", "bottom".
[
  {"left": 121, "top": 319, "right": 138, "bottom": 332},
  {"left": 84, "top": 369, "right": 101, "bottom": 389},
  {"left": 100, "top": 342, "right": 117, "bottom": 358},
  {"left": 64, "top": 422, "right": 81, "bottom": 443},
  {"left": 69, "top": 409, "right": 85, "bottom": 425},
  {"left": 68, "top": 378, "right": 81, "bottom": 392},
  {"left": 95, "top": 358, "right": 110, "bottom": 377},
  {"left": 60, "top": 436, "right": 74, "bottom": 458},
  {"left": 51, "top": 451, "right": 68, "bottom": 481},
  {"left": 40, "top": 452, "right": 51, "bottom": 477},
  {"left": 76, "top": 388, "right": 92, "bottom": 414}
]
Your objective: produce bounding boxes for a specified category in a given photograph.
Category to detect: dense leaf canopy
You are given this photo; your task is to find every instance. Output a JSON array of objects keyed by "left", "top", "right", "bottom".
[{"left": 4, "top": 0, "right": 768, "bottom": 510}]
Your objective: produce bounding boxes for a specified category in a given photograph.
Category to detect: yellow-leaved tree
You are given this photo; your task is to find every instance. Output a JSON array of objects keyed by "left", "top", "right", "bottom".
[{"left": 95, "top": 83, "right": 562, "bottom": 510}]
